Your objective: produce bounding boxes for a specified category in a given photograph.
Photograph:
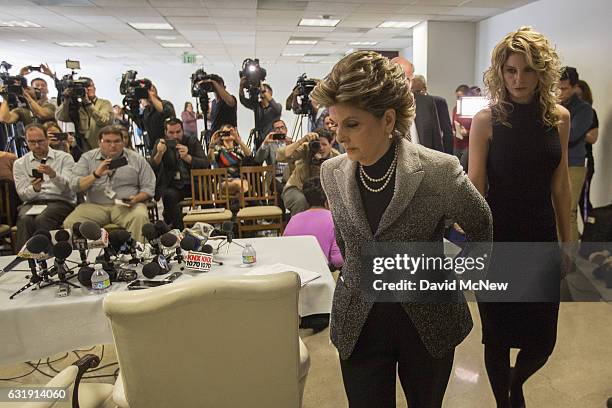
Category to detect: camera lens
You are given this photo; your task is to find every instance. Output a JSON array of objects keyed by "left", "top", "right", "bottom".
[{"left": 309, "top": 140, "right": 321, "bottom": 153}]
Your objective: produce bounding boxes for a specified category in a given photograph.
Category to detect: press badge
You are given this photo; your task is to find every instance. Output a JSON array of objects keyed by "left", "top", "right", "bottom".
[
  {"left": 104, "top": 184, "right": 117, "bottom": 199},
  {"left": 174, "top": 171, "right": 181, "bottom": 181}
]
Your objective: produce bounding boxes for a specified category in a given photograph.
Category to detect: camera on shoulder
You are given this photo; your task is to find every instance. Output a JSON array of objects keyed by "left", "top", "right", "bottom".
[{"left": 120, "top": 70, "right": 152, "bottom": 109}]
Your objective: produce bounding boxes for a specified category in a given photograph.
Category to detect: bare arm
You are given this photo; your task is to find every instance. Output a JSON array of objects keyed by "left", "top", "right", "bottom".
[
  {"left": 585, "top": 128, "right": 598, "bottom": 144},
  {"left": 551, "top": 105, "right": 571, "bottom": 243},
  {"left": 467, "top": 109, "right": 492, "bottom": 196},
  {"left": 0, "top": 99, "right": 19, "bottom": 124}
]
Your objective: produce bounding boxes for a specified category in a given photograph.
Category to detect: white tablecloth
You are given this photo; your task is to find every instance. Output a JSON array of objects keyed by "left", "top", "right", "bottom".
[{"left": 0, "top": 236, "right": 335, "bottom": 365}]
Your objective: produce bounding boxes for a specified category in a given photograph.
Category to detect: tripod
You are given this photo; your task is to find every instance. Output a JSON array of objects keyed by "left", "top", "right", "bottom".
[
  {"left": 195, "top": 94, "right": 210, "bottom": 148},
  {"left": 10, "top": 259, "right": 79, "bottom": 300},
  {"left": 245, "top": 86, "right": 262, "bottom": 152}
]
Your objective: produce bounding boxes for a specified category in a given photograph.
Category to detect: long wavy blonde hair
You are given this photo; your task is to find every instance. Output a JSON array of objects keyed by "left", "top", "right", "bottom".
[
  {"left": 483, "top": 26, "right": 562, "bottom": 128},
  {"left": 310, "top": 51, "right": 415, "bottom": 140}
]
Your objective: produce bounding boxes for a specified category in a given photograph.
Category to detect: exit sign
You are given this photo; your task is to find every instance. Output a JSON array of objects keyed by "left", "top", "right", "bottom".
[{"left": 183, "top": 52, "right": 196, "bottom": 64}]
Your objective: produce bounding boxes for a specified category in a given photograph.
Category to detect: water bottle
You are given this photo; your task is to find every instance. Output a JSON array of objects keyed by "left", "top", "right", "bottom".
[
  {"left": 242, "top": 243, "right": 257, "bottom": 266},
  {"left": 91, "top": 267, "right": 111, "bottom": 294}
]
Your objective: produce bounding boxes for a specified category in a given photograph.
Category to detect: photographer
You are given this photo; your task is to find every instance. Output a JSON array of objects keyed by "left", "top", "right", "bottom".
[
  {"left": 137, "top": 83, "right": 175, "bottom": 153},
  {"left": 13, "top": 123, "right": 76, "bottom": 250},
  {"left": 43, "top": 121, "right": 82, "bottom": 162},
  {"left": 19, "top": 63, "right": 57, "bottom": 105},
  {"left": 202, "top": 75, "right": 237, "bottom": 133},
  {"left": 150, "top": 118, "right": 208, "bottom": 230},
  {"left": 55, "top": 77, "right": 112, "bottom": 150},
  {"left": 280, "top": 128, "right": 340, "bottom": 216},
  {"left": 254, "top": 119, "right": 291, "bottom": 209},
  {"left": 286, "top": 78, "right": 328, "bottom": 131},
  {"left": 239, "top": 79, "right": 282, "bottom": 150},
  {"left": 0, "top": 79, "right": 56, "bottom": 125},
  {"left": 208, "top": 124, "right": 252, "bottom": 195},
  {"left": 64, "top": 125, "right": 155, "bottom": 242}
]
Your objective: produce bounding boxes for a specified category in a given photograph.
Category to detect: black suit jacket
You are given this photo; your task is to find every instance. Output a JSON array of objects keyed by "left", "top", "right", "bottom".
[
  {"left": 149, "top": 136, "right": 209, "bottom": 200},
  {"left": 414, "top": 93, "right": 443, "bottom": 152},
  {"left": 431, "top": 95, "right": 453, "bottom": 155}
]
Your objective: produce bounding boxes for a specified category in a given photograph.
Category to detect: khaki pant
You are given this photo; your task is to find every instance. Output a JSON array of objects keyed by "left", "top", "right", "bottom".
[
  {"left": 568, "top": 166, "right": 587, "bottom": 243},
  {"left": 63, "top": 202, "right": 149, "bottom": 242}
]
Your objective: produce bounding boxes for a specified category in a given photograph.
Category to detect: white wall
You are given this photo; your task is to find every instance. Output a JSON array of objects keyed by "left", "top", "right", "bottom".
[
  {"left": 475, "top": 0, "right": 612, "bottom": 207},
  {"left": 423, "top": 22, "right": 476, "bottom": 115},
  {"left": 412, "top": 21, "right": 428, "bottom": 78},
  {"left": 8, "top": 57, "right": 335, "bottom": 140}
]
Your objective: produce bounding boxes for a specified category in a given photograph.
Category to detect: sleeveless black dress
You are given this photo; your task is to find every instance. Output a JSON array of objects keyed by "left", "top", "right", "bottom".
[{"left": 478, "top": 100, "right": 562, "bottom": 354}]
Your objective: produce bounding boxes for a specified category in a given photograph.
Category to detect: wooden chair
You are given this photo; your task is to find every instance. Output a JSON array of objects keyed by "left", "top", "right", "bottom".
[
  {"left": 0, "top": 180, "right": 15, "bottom": 254},
  {"left": 236, "top": 165, "right": 283, "bottom": 238},
  {"left": 183, "top": 168, "right": 233, "bottom": 228}
]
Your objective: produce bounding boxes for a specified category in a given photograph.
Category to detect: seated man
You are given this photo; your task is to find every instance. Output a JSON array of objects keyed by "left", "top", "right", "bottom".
[
  {"left": 13, "top": 123, "right": 75, "bottom": 250},
  {"left": 254, "top": 119, "right": 291, "bottom": 206},
  {"left": 64, "top": 125, "right": 155, "bottom": 242},
  {"left": 283, "top": 177, "right": 343, "bottom": 270},
  {"left": 150, "top": 118, "right": 208, "bottom": 230},
  {"left": 279, "top": 128, "right": 340, "bottom": 216}
]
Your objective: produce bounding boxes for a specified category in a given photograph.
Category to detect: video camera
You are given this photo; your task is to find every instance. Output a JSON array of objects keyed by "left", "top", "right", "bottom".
[
  {"left": 57, "top": 60, "right": 89, "bottom": 104},
  {"left": 120, "top": 70, "right": 151, "bottom": 109},
  {"left": 0, "top": 61, "right": 27, "bottom": 109},
  {"left": 239, "top": 58, "right": 266, "bottom": 91},
  {"left": 190, "top": 69, "right": 221, "bottom": 98},
  {"left": 292, "top": 73, "right": 318, "bottom": 116}
]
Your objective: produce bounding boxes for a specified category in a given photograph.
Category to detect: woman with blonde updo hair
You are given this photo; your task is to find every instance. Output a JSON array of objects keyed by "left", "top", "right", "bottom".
[
  {"left": 468, "top": 27, "right": 571, "bottom": 407},
  {"left": 312, "top": 50, "right": 492, "bottom": 407}
]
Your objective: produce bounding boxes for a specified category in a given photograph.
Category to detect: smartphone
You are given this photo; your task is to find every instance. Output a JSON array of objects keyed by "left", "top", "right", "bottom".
[
  {"left": 28, "top": 65, "right": 42, "bottom": 72},
  {"left": 31, "top": 169, "right": 43, "bottom": 179},
  {"left": 54, "top": 132, "right": 69, "bottom": 141},
  {"left": 272, "top": 133, "right": 286, "bottom": 140},
  {"left": 108, "top": 156, "right": 128, "bottom": 170},
  {"left": 219, "top": 131, "right": 230, "bottom": 137},
  {"left": 127, "top": 279, "right": 170, "bottom": 291},
  {"left": 165, "top": 139, "right": 177, "bottom": 148}
]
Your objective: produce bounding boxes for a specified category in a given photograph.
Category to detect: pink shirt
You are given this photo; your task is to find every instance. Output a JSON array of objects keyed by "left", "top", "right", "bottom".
[{"left": 283, "top": 208, "right": 343, "bottom": 269}]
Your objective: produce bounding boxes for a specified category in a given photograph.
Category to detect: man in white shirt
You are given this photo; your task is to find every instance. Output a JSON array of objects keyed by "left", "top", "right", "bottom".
[{"left": 13, "top": 123, "right": 76, "bottom": 249}]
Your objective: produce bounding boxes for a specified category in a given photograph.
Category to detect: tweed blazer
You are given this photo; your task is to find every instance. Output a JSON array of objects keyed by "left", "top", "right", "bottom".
[{"left": 320, "top": 138, "right": 493, "bottom": 360}]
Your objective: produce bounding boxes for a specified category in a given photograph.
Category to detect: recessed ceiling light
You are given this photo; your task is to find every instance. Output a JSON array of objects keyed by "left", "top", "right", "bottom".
[
  {"left": 348, "top": 41, "right": 379, "bottom": 46},
  {"left": 56, "top": 42, "right": 94, "bottom": 47},
  {"left": 299, "top": 18, "right": 340, "bottom": 27},
  {"left": 160, "top": 43, "right": 192, "bottom": 48},
  {"left": 19, "top": 39, "right": 28, "bottom": 42},
  {"left": 128, "top": 22, "right": 174, "bottom": 30},
  {"left": 282, "top": 52, "right": 306, "bottom": 57},
  {"left": 378, "top": 21, "right": 419, "bottom": 29},
  {"left": 155, "top": 35, "right": 177, "bottom": 40},
  {"left": 288, "top": 39, "right": 318, "bottom": 45},
  {"left": 0, "top": 20, "right": 43, "bottom": 28}
]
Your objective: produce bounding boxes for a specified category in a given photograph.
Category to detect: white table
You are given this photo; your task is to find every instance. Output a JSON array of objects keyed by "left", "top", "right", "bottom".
[{"left": 0, "top": 236, "right": 335, "bottom": 366}]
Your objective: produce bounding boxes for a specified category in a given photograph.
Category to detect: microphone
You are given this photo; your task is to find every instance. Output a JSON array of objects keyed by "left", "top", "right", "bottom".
[
  {"left": 142, "top": 223, "right": 161, "bottom": 255},
  {"left": 77, "top": 266, "right": 95, "bottom": 287},
  {"left": 52, "top": 241, "right": 73, "bottom": 280},
  {"left": 26, "top": 232, "right": 52, "bottom": 276},
  {"left": 72, "top": 222, "right": 89, "bottom": 266},
  {"left": 202, "top": 244, "right": 213, "bottom": 254},
  {"left": 108, "top": 229, "right": 141, "bottom": 264},
  {"left": 221, "top": 221, "right": 233, "bottom": 241},
  {"left": 80, "top": 221, "right": 102, "bottom": 240},
  {"left": 155, "top": 220, "right": 171, "bottom": 237},
  {"left": 54, "top": 229, "right": 70, "bottom": 243},
  {"left": 160, "top": 232, "right": 178, "bottom": 249},
  {"left": 142, "top": 262, "right": 162, "bottom": 279}
]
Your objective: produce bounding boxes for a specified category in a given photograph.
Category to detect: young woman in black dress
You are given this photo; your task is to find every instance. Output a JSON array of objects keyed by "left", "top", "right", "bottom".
[{"left": 468, "top": 27, "right": 571, "bottom": 408}]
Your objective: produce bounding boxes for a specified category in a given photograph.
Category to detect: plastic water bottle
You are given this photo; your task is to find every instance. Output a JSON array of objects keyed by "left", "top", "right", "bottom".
[
  {"left": 242, "top": 243, "right": 257, "bottom": 266},
  {"left": 91, "top": 267, "right": 111, "bottom": 294}
]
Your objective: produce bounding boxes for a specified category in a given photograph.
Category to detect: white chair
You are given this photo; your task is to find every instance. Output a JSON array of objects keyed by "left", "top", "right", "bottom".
[
  {"left": 0, "top": 355, "right": 114, "bottom": 408},
  {"left": 103, "top": 272, "right": 310, "bottom": 408}
]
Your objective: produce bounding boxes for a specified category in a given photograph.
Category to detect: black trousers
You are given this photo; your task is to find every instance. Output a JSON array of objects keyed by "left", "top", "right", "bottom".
[
  {"left": 16, "top": 201, "right": 75, "bottom": 250},
  {"left": 161, "top": 185, "right": 192, "bottom": 230},
  {"left": 340, "top": 303, "right": 454, "bottom": 408}
]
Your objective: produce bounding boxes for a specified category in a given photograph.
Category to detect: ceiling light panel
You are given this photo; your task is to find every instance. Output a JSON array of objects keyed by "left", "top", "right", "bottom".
[
  {"left": 160, "top": 42, "right": 192, "bottom": 48},
  {"left": 128, "top": 22, "right": 173, "bottom": 30},
  {"left": 348, "top": 41, "right": 379, "bottom": 46},
  {"left": 56, "top": 42, "right": 95, "bottom": 47},
  {"left": 299, "top": 18, "right": 340, "bottom": 27},
  {"left": 378, "top": 21, "right": 420, "bottom": 28},
  {"left": 288, "top": 39, "right": 318, "bottom": 45},
  {"left": 0, "top": 20, "right": 43, "bottom": 28}
]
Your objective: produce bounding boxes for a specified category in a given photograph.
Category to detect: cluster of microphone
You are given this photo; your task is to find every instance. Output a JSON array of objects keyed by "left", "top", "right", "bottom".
[{"left": 7, "top": 219, "right": 237, "bottom": 299}]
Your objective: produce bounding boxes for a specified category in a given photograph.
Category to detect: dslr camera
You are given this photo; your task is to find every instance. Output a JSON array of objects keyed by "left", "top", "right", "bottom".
[
  {"left": 239, "top": 58, "right": 266, "bottom": 93},
  {"left": 191, "top": 70, "right": 223, "bottom": 99},
  {"left": 292, "top": 73, "right": 318, "bottom": 115}
]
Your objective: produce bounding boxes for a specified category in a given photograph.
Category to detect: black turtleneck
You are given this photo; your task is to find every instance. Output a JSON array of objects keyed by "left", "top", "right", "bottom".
[{"left": 357, "top": 143, "right": 396, "bottom": 235}]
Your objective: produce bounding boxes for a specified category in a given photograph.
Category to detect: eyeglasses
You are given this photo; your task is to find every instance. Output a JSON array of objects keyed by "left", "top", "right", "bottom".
[
  {"left": 101, "top": 139, "right": 124, "bottom": 145},
  {"left": 26, "top": 139, "right": 47, "bottom": 145},
  {"left": 273, "top": 126, "right": 287, "bottom": 131}
]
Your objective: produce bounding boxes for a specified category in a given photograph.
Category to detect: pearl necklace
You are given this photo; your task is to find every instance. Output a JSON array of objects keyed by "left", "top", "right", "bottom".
[{"left": 358, "top": 145, "right": 398, "bottom": 193}]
